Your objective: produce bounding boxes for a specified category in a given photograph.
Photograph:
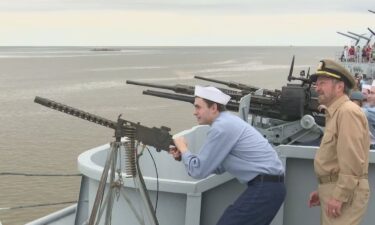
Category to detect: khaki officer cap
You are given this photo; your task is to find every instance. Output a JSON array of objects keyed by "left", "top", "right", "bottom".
[{"left": 309, "top": 59, "right": 356, "bottom": 89}]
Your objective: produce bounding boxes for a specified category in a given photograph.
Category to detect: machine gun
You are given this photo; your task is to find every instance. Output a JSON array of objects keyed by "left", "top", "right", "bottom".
[
  {"left": 141, "top": 88, "right": 323, "bottom": 145},
  {"left": 127, "top": 56, "right": 324, "bottom": 145},
  {"left": 142, "top": 86, "right": 323, "bottom": 127},
  {"left": 126, "top": 80, "right": 244, "bottom": 101},
  {"left": 34, "top": 96, "right": 172, "bottom": 151},
  {"left": 127, "top": 80, "right": 277, "bottom": 104},
  {"left": 129, "top": 55, "right": 322, "bottom": 125},
  {"left": 142, "top": 89, "right": 285, "bottom": 119},
  {"left": 34, "top": 96, "right": 173, "bottom": 225}
]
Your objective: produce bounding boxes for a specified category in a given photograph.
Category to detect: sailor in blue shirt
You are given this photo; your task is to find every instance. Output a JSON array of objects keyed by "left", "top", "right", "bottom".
[{"left": 170, "top": 85, "right": 286, "bottom": 225}]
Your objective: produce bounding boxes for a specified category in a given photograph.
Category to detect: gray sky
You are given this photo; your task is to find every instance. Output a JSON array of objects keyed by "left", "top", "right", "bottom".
[{"left": 0, "top": 0, "right": 374, "bottom": 46}]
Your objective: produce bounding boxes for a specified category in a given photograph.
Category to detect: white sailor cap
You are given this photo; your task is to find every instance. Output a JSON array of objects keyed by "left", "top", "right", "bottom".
[
  {"left": 362, "top": 84, "right": 371, "bottom": 90},
  {"left": 194, "top": 85, "right": 231, "bottom": 105}
]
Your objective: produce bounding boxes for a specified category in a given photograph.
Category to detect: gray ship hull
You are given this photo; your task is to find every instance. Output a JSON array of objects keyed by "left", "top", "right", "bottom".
[{"left": 26, "top": 126, "right": 375, "bottom": 225}]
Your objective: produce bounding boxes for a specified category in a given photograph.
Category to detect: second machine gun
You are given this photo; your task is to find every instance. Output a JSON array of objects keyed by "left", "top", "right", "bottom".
[{"left": 126, "top": 56, "right": 324, "bottom": 145}]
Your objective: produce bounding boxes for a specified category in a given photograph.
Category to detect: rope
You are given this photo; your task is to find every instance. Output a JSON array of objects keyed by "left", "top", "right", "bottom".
[
  {"left": 0, "top": 172, "right": 82, "bottom": 177},
  {"left": 0, "top": 200, "right": 84, "bottom": 211}
]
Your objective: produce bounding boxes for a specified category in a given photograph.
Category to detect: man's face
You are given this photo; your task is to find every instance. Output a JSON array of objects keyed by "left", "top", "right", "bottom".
[
  {"left": 362, "top": 88, "right": 370, "bottom": 99},
  {"left": 367, "top": 87, "right": 375, "bottom": 106},
  {"left": 193, "top": 97, "right": 216, "bottom": 125},
  {"left": 315, "top": 77, "right": 343, "bottom": 106}
]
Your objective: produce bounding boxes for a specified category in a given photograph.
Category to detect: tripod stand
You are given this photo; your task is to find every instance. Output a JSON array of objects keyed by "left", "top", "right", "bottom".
[{"left": 88, "top": 126, "right": 159, "bottom": 225}]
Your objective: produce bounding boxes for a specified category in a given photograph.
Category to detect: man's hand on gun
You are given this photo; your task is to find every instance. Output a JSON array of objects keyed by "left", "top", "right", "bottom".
[
  {"left": 169, "top": 146, "right": 182, "bottom": 161},
  {"left": 169, "top": 136, "right": 188, "bottom": 161}
]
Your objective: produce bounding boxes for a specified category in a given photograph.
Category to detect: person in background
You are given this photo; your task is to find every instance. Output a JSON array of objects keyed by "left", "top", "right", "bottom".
[
  {"left": 350, "top": 91, "right": 364, "bottom": 107},
  {"left": 341, "top": 46, "right": 348, "bottom": 62},
  {"left": 170, "top": 85, "right": 286, "bottom": 225},
  {"left": 356, "top": 45, "right": 361, "bottom": 63},
  {"left": 362, "top": 46, "right": 367, "bottom": 62},
  {"left": 348, "top": 46, "right": 355, "bottom": 62},
  {"left": 363, "top": 82, "right": 375, "bottom": 149},
  {"left": 361, "top": 84, "right": 371, "bottom": 106},
  {"left": 353, "top": 73, "right": 362, "bottom": 91},
  {"left": 308, "top": 59, "right": 370, "bottom": 225}
]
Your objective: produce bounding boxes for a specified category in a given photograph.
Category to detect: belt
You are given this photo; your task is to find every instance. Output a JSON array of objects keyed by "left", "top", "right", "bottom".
[
  {"left": 318, "top": 174, "right": 368, "bottom": 184},
  {"left": 248, "top": 174, "right": 284, "bottom": 185}
]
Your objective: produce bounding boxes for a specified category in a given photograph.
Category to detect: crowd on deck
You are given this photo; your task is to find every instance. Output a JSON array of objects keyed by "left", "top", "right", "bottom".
[{"left": 340, "top": 44, "right": 375, "bottom": 63}]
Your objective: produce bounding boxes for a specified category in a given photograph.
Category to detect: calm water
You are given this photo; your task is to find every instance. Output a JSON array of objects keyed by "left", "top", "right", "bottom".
[{"left": 0, "top": 46, "right": 339, "bottom": 224}]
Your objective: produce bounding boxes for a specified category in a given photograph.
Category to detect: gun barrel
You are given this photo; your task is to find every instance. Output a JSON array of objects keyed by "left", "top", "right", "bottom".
[
  {"left": 195, "top": 75, "right": 279, "bottom": 97},
  {"left": 194, "top": 75, "right": 231, "bottom": 86},
  {"left": 337, "top": 32, "right": 360, "bottom": 42},
  {"left": 34, "top": 96, "right": 118, "bottom": 130},
  {"left": 142, "top": 90, "right": 284, "bottom": 120},
  {"left": 368, "top": 27, "right": 375, "bottom": 36},
  {"left": 347, "top": 31, "right": 371, "bottom": 41},
  {"left": 143, "top": 90, "right": 194, "bottom": 104},
  {"left": 126, "top": 80, "right": 195, "bottom": 95},
  {"left": 195, "top": 75, "right": 258, "bottom": 91}
]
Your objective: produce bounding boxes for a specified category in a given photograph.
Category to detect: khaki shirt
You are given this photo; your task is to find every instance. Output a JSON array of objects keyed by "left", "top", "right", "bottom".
[{"left": 314, "top": 95, "right": 370, "bottom": 202}]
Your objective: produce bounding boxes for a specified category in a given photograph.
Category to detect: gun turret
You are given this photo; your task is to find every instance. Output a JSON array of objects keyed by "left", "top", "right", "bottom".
[{"left": 34, "top": 96, "right": 173, "bottom": 151}]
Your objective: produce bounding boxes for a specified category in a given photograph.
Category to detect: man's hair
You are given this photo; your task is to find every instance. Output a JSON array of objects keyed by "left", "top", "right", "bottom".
[
  {"left": 332, "top": 79, "right": 351, "bottom": 95},
  {"left": 203, "top": 98, "right": 227, "bottom": 112}
]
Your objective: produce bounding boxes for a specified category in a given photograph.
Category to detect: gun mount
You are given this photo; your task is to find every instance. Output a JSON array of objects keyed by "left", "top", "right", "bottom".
[{"left": 34, "top": 96, "right": 172, "bottom": 151}]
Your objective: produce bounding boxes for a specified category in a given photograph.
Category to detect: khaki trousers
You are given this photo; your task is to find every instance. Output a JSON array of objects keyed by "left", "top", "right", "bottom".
[{"left": 318, "top": 179, "right": 370, "bottom": 225}]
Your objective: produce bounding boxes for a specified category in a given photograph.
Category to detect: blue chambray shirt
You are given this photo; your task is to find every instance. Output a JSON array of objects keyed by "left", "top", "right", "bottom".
[
  {"left": 181, "top": 111, "right": 284, "bottom": 184},
  {"left": 362, "top": 105, "right": 375, "bottom": 145}
]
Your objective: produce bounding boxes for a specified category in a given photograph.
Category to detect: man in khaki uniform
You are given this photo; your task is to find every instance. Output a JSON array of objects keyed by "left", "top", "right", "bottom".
[{"left": 308, "top": 59, "right": 370, "bottom": 225}]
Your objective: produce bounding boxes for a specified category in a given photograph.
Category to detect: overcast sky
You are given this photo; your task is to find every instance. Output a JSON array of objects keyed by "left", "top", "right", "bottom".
[{"left": 0, "top": 0, "right": 373, "bottom": 46}]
